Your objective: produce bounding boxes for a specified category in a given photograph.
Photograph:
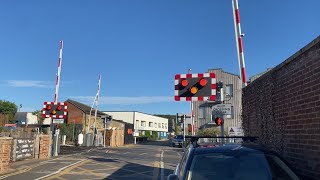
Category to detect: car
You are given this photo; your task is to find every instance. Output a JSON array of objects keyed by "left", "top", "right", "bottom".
[
  {"left": 171, "top": 135, "right": 184, "bottom": 147},
  {"left": 168, "top": 136, "right": 301, "bottom": 180}
]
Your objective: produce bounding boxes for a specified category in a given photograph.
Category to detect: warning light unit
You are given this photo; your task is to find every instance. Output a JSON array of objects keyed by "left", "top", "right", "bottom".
[{"left": 174, "top": 73, "right": 216, "bottom": 101}]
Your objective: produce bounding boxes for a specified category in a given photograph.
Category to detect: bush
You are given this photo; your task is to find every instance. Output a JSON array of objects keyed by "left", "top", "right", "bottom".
[
  {"left": 151, "top": 131, "right": 158, "bottom": 140},
  {"left": 197, "top": 128, "right": 220, "bottom": 136}
]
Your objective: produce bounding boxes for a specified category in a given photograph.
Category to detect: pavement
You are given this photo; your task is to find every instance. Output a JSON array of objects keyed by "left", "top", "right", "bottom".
[{"left": 0, "top": 140, "right": 182, "bottom": 180}]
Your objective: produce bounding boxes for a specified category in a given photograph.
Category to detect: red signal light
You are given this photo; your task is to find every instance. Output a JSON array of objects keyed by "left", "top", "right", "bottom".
[
  {"left": 46, "top": 105, "right": 51, "bottom": 110},
  {"left": 57, "top": 105, "right": 62, "bottom": 111},
  {"left": 199, "top": 78, "right": 207, "bottom": 86},
  {"left": 215, "top": 117, "right": 223, "bottom": 126},
  {"left": 181, "top": 79, "right": 188, "bottom": 87}
]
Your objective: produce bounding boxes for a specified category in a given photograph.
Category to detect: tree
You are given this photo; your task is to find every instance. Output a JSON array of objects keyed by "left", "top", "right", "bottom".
[
  {"left": 32, "top": 110, "right": 45, "bottom": 124},
  {"left": 0, "top": 100, "right": 18, "bottom": 123}
]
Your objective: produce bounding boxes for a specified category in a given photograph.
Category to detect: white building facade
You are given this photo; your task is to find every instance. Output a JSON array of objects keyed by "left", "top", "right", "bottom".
[{"left": 102, "top": 111, "right": 169, "bottom": 138}]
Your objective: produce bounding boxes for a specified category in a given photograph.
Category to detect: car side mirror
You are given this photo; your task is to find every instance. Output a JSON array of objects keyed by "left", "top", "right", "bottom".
[{"left": 167, "top": 174, "right": 179, "bottom": 180}]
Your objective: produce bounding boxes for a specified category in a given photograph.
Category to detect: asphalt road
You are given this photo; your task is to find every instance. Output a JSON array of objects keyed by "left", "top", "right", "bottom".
[{"left": 1, "top": 140, "right": 182, "bottom": 180}]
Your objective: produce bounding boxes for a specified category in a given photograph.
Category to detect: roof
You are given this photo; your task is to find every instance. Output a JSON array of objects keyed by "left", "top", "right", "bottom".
[
  {"left": 102, "top": 111, "right": 169, "bottom": 119},
  {"left": 65, "top": 99, "right": 111, "bottom": 118},
  {"left": 207, "top": 68, "right": 241, "bottom": 78},
  {"left": 193, "top": 144, "right": 271, "bottom": 154},
  {"left": 14, "top": 112, "right": 28, "bottom": 120}
]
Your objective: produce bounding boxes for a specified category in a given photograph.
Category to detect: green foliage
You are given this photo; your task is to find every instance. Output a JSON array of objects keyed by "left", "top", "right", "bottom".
[
  {"left": 0, "top": 100, "right": 17, "bottom": 123},
  {"left": 0, "top": 126, "right": 9, "bottom": 133},
  {"left": 32, "top": 110, "right": 45, "bottom": 124},
  {"left": 197, "top": 128, "right": 220, "bottom": 136},
  {"left": 142, "top": 130, "right": 158, "bottom": 141},
  {"left": 59, "top": 123, "right": 78, "bottom": 142},
  {"left": 151, "top": 131, "right": 158, "bottom": 140},
  {"left": 145, "top": 130, "right": 151, "bottom": 137}
]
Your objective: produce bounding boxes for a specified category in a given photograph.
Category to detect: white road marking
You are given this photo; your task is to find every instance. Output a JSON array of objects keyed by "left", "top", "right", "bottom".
[
  {"left": 34, "top": 158, "right": 87, "bottom": 180},
  {"left": 160, "top": 150, "right": 164, "bottom": 180}
]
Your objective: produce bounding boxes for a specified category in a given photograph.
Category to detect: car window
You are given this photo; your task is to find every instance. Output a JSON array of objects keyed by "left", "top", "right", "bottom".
[
  {"left": 179, "top": 146, "right": 191, "bottom": 178},
  {"left": 175, "top": 135, "right": 183, "bottom": 139},
  {"left": 187, "top": 152, "right": 272, "bottom": 180},
  {"left": 265, "top": 154, "right": 300, "bottom": 180}
]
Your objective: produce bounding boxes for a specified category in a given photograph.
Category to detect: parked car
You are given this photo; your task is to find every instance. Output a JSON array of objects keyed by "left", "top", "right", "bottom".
[
  {"left": 171, "top": 135, "right": 184, "bottom": 147},
  {"left": 168, "top": 137, "right": 301, "bottom": 180}
]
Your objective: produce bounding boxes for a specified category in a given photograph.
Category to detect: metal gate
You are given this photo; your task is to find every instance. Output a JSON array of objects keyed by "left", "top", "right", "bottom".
[{"left": 12, "top": 138, "right": 34, "bottom": 161}]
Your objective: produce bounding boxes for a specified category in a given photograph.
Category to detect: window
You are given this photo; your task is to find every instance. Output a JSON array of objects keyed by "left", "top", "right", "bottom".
[
  {"left": 226, "top": 84, "right": 234, "bottom": 97},
  {"left": 149, "top": 122, "right": 153, "bottom": 127},
  {"left": 136, "top": 120, "right": 139, "bottom": 127},
  {"left": 154, "top": 123, "right": 157, "bottom": 128},
  {"left": 226, "top": 106, "right": 234, "bottom": 119},
  {"left": 162, "top": 123, "right": 164, "bottom": 129},
  {"left": 165, "top": 123, "right": 167, "bottom": 129},
  {"left": 141, "top": 121, "right": 146, "bottom": 127},
  {"left": 158, "top": 123, "right": 161, "bottom": 128},
  {"left": 199, "top": 106, "right": 205, "bottom": 118}
]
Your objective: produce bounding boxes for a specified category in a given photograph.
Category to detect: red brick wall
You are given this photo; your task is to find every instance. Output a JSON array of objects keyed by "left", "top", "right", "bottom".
[
  {"left": 0, "top": 137, "right": 13, "bottom": 171},
  {"left": 39, "top": 135, "right": 50, "bottom": 159},
  {"left": 66, "top": 103, "right": 85, "bottom": 125},
  {"left": 242, "top": 36, "right": 320, "bottom": 180}
]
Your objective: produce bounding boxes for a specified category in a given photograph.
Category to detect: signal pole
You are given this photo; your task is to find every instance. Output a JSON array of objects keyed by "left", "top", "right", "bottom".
[{"left": 188, "top": 69, "right": 195, "bottom": 135}]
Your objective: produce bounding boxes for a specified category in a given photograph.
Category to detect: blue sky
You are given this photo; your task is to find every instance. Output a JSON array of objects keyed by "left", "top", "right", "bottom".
[{"left": 0, "top": 0, "right": 319, "bottom": 115}]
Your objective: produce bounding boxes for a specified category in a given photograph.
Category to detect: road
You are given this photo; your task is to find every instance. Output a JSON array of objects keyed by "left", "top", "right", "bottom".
[{"left": 1, "top": 140, "right": 182, "bottom": 180}]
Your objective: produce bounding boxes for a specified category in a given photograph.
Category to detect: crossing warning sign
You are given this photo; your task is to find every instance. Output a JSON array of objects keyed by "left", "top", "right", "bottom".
[
  {"left": 228, "top": 127, "right": 244, "bottom": 136},
  {"left": 228, "top": 127, "right": 236, "bottom": 136}
]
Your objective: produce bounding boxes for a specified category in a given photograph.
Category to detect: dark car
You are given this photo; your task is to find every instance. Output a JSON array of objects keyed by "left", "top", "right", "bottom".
[
  {"left": 171, "top": 135, "right": 184, "bottom": 147},
  {"left": 168, "top": 137, "right": 301, "bottom": 180}
]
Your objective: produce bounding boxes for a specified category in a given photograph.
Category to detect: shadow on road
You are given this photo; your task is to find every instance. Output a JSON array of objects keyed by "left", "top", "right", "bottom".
[
  {"left": 83, "top": 158, "right": 174, "bottom": 180},
  {"left": 136, "top": 140, "right": 171, "bottom": 147}
]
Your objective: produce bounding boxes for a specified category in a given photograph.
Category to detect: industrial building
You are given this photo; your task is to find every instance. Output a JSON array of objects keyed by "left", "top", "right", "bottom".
[{"left": 102, "top": 111, "right": 169, "bottom": 139}]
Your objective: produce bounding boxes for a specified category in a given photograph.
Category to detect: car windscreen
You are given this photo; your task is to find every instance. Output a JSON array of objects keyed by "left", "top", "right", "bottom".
[{"left": 187, "top": 152, "right": 300, "bottom": 180}]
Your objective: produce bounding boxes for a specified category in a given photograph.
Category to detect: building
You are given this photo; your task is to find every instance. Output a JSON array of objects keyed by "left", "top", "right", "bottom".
[
  {"left": 102, "top": 111, "right": 169, "bottom": 139},
  {"left": 105, "top": 119, "right": 134, "bottom": 147},
  {"left": 14, "top": 112, "right": 51, "bottom": 125},
  {"left": 193, "top": 68, "right": 242, "bottom": 133},
  {"left": 65, "top": 99, "right": 112, "bottom": 134}
]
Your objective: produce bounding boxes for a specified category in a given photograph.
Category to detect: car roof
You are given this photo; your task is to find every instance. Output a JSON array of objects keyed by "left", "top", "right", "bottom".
[{"left": 192, "top": 143, "right": 276, "bottom": 155}]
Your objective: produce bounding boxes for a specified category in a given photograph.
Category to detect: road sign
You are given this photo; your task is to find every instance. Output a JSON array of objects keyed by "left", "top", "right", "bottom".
[
  {"left": 212, "top": 104, "right": 232, "bottom": 115},
  {"left": 52, "top": 119, "right": 64, "bottom": 124},
  {"left": 174, "top": 73, "right": 216, "bottom": 101},
  {"left": 228, "top": 127, "right": 244, "bottom": 136},
  {"left": 228, "top": 127, "right": 236, "bottom": 136}
]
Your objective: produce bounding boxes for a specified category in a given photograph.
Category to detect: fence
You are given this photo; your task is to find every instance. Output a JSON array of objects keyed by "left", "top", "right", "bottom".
[{"left": 12, "top": 138, "right": 34, "bottom": 161}]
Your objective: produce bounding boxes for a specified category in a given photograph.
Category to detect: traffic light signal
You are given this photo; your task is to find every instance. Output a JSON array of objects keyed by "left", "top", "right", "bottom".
[
  {"left": 180, "top": 115, "right": 185, "bottom": 123},
  {"left": 188, "top": 124, "right": 192, "bottom": 132},
  {"left": 174, "top": 73, "right": 216, "bottom": 101},
  {"left": 214, "top": 117, "right": 224, "bottom": 126},
  {"left": 42, "top": 102, "right": 68, "bottom": 119}
]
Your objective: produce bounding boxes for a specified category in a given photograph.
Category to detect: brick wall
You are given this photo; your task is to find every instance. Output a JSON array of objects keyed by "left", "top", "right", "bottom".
[
  {"left": 66, "top": 103, "right": 85, "bottom": 125},
  {"left": 39, "top": 135, "right": 50, "bottom": 159},
  {"left": 242, "top": 36, "right": 320, "bottom": 180},
  {"left": 0, "top": 137, "right": 13, "bottom": 171}
]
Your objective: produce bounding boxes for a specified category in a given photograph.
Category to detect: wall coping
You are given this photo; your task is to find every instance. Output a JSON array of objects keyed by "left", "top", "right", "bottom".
[
  {"left": 0, "top": 137, "right": 13, "bottom": 140},
  {"left": 246, "top": 35, "right": 320, "bottom": 87}
]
